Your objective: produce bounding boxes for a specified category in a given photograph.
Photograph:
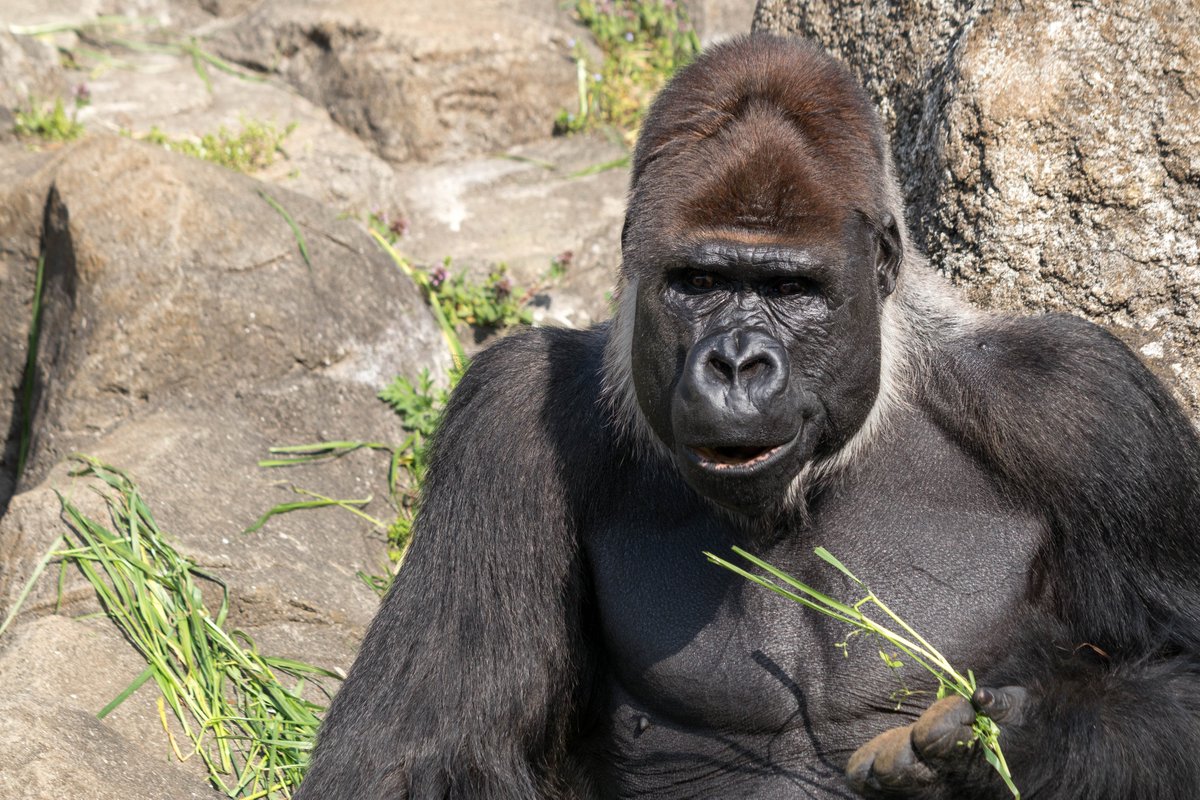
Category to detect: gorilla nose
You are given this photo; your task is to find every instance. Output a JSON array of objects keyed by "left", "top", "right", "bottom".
[{"left": 688, "top": 329, "right": 789, "bottom": 411}]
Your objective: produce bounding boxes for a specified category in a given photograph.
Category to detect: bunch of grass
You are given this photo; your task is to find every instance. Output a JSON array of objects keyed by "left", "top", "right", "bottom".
[
  {"left": 57, "top": 456, "right": 339, "bottom": 798},
  {"left": 705, "top": 546, "right": 1019, "bottom": 798}
]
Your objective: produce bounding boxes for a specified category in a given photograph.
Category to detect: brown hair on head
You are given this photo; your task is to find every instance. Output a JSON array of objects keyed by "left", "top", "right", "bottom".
[{"left": 625, "top": 34, "right": 890, "bottom": 248}]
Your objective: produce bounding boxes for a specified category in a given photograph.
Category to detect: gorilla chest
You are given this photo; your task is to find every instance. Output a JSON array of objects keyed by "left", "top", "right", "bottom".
[{"left": 582, "top": 423, "right": 1042, "bottom": 772}]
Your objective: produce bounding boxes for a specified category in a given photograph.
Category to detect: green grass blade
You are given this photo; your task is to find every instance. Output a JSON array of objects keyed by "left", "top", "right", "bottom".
[
  {"left": 0, "top": 534, "right": 64, "bottom": 639},
  {"left": 568, "top": 153, "right": 630, "bottom": 178},
  {"left": 728, "top": 546, "right": 860, "bottom": 617},
  {"left": 813, "top": 546, "right": 862, "bottom": 585},
  {"left": 704, "top": 552, "right": 859, "bottom": 626},
  {"left": 257, "top": 189, "right": 312, "bottom": 269},
  {"left": 368, "top": 228, "right": 467, "bottom": 371},
  {"left": 98, "top": 665, "right": 155, "bottom": 718}
]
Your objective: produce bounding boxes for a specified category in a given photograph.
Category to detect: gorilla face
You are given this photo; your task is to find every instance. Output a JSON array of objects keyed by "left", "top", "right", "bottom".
[
  {"left": 629, "top": 213, "right": 898, "bottom": 515},
  {"left": 614, "top": 34, "right": 903, "bottom": 516}
]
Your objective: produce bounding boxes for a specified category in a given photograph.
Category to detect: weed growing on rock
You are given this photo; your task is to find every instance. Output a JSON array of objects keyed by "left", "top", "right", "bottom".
[
  {"left": 367, "top": 209, "right": 410, "bottom": 242},
  {"left": 706, "top": 546, "right": 1020, "bottom": 798},
  {"left": 429, "top": 260, "right": 533, "bottom": 330},
  {"left": 55, "top": 456, "right": 339, "bottom": 799},
  {"left": 556, "top": 0, "right": 700, "bottom": 140},
  {"left": 132, "top": 119, "right": 295, "bottom": 173},
  {"left": 13, "top": 94, "right": 88, "bottom": 143}
]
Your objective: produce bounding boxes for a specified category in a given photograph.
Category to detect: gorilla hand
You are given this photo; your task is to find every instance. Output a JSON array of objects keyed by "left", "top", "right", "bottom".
[{"left": 846, "top": 686, "right": 1028, "bottom": 798}]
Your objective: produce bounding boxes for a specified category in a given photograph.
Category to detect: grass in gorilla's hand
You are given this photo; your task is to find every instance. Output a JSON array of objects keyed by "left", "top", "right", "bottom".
[{"left": 705, "top": 547, "right": 1020, "bottom": 798}]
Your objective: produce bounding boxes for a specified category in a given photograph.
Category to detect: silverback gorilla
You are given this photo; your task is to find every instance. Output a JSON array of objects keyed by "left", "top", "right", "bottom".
[{"left": 297, "top": 35, "right": 1200, "bottom": 799}]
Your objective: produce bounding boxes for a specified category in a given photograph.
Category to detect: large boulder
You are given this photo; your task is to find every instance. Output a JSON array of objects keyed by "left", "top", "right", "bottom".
[
  {"left": 0, "top": 135, "right": 447, "bottom": 797},
  {"left": 755, "top": 0, "right": 1200, "bottom": 413}
]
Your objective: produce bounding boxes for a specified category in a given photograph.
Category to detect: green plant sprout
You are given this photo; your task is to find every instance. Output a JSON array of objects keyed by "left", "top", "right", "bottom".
[
  {"left": 13, "top": 95, "right": 87, "bottom": 142},
  {"left": 556, "top": 0, "right": 700, "bottom": 140},
  {"left": 427, "top": 260, "right": 533, "bottom": 330},
  {"left": 705, "top": 545, "right": 1020, "bottom": 799},
  {"left": 133, "top": 120, "right": 295, "bottom": 173}
]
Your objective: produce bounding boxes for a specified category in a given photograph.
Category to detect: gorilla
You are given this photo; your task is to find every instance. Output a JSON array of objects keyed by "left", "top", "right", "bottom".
[{"left": 297, "top": 35, "right": 1200, "bottom": 799}]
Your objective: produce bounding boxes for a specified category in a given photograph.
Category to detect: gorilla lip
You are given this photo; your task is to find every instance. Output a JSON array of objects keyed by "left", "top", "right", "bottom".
[{"left": 688, "top": 443, "right": 784, "bottom": 470}]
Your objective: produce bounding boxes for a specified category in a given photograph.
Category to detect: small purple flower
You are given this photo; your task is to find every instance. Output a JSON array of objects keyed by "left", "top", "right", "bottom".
[
  {"left": 389, "top": 215, "right": 410, "bottom": 238},
  {"left": 593, "top": 72, "right": 603, "bottom": 82},
  {"left": 567, "top": 37, "right": 576, "bottom": 48},
  {"left": 624, "top": 31, "right": 634, "bottom": 42},
  {"left": 493, "top": 277, "right": 513, "bottom": 299},
  {"left": 429, "top": 266, "right": 448, "bottom": 289},
  {"left": 74, "top": 83, "right": 91, "bottom": 106},
  {"left": 556, "top": 250, "right": 574, "bottom": 268}
]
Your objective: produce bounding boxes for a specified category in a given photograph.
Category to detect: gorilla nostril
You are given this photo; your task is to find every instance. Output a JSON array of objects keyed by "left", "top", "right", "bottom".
[
  {"left": 707, "top": 355, "right": 735, "bottom": 382},
  {"left": 738, "top": 357, "right": 772, "bottom": 381}
]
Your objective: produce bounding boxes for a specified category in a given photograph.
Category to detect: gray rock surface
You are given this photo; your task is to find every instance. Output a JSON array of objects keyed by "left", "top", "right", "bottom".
[
  {"left": 690, "top": 0, "right": 757, "bottom": 43},
  {"left": 0, "top": 147, "right": 51, "bottom": 509},
  {"left": 209, "top": 0, "right": 581, "bottom": 163},
  {"left": 755, "top": 0, "right": 1200, "bottom": 414},
  {"left": 0, "top": 616, "right": 214, "bottom": 799},
  {"left": 395, "top": 133, "right": 628, "bottom": 329},
  {"left": 0, "top": 136, "right": 448, "bottom": 797},
  {"left": 0, "top": 31, "right": 64, "bottom": 110}
]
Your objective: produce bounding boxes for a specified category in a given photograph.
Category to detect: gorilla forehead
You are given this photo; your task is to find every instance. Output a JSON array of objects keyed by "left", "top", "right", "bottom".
[{"left": 627, "top": 35, "right": 889, "bottom": 243}]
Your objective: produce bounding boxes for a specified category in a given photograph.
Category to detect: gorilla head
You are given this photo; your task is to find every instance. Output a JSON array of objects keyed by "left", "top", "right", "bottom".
[{"left": 606, "top": 36, "right": 904, "bottom": 516}]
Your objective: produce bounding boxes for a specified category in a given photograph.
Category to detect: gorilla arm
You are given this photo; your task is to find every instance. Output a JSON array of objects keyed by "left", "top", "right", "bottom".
[
  {"left": 296, "top": 330, "right": 597, "bottom": 800},
  {"left": 849, "top": 313, "right": 1200, "bottom": 800}
]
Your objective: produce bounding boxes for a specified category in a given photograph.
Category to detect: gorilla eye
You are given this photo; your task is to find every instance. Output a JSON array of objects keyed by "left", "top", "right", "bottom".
[
  {"left": 775, "top": 278, "right": 815, "bottom": 297},
  {"left": 688, "top": 272, "right": 716, "bottom": 291}
]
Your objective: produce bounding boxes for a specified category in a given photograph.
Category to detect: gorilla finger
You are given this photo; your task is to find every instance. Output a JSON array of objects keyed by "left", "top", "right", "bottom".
[
  {"left": 972, "top": 685, "right": 1030, "bottom": 725},
  {"left": 911, "top": 695, "right": 977, "bottom": 762},
  {"left": 847, "top": 725, "right": 936, "bottom": 796}
]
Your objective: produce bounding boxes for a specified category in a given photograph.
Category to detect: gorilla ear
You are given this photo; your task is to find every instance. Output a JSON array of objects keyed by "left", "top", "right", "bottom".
[{"left": 874, "top": 212, "right": 903, "bottom": 297}]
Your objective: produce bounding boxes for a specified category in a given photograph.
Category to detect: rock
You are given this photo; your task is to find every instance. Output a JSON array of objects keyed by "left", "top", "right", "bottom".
[
  {"left": 755, "top": 0, "right": 1200, "bottom": 414},
  {"left": 57, "top": 34, "right": 404, "bottom": 216},
  {"left": 0, "top": 134, "right": 448, "bottom": 664},
  {"left": 0, "top": 0, "right": 104, "bottom": 35},
  {"left": 688, "top": 0, "right": 756, "bottom": 44},
  {"left": 0, "top": 31, "right": 65, "bottom": 111},
  {"left": 395, "top": 133, "right": 628, "bottom": 330},
  {"left": 208, "top": 0, "right": 580, "bottom": 163},
  {"left": 0, "top": 616, "right": 215, "bottom": 799},
  {"left": 0, "top": 145, "right": 56, "bottom": 512}
]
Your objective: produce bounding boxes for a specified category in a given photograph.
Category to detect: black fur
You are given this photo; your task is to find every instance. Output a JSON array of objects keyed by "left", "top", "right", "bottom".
[{"left": 297, "top": 35, "right": 1200, "bottom": 799}]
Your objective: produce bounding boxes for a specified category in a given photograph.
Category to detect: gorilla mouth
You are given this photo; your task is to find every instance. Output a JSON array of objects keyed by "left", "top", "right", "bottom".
[{"left": 690, "top": 444, "right": 781, "bottom": 469}]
